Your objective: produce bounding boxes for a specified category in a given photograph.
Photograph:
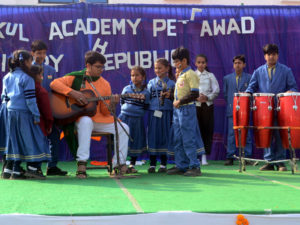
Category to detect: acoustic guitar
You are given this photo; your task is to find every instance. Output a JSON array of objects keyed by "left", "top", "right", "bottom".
[{"left": 49, "top": 89, "right": 145, "bottom": 125}]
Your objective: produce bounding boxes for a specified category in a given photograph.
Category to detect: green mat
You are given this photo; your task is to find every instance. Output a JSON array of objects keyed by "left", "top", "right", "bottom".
[{"left": 0, "top": 161, "right": 299, "bottom": 216}]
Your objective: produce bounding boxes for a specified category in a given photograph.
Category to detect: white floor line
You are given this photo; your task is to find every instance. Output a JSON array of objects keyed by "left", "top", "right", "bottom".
[
  {"left": 244, "top": 171, "right": 300, "bottom": 190},
  {"left": 114, "top": 179, "right": 144, "bottom": 213}
]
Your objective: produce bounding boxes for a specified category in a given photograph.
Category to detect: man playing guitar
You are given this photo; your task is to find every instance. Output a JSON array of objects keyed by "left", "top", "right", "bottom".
[{"left": 50, "top": 51, "right": 130, "bottom": 179}]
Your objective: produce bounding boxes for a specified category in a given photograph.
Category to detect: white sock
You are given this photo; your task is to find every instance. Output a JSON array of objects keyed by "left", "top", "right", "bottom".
[
  {"left": 160, "top": 165, "right": 166, "bottom": 168},
  {"left": 28, "top": 166, "right": 37, "bottom": 171},
  {"left": 4, "top": 168, "right": 13, "bottom": 173}
]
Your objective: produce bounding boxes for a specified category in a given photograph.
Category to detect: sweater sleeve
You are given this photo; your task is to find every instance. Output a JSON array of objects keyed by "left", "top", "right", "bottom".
[
  {"left": 23, "top": 75, "right": 40, "bottom": 123},
  {"left": 50, "top": 76, "right": 75, "bottom": 96},
  {"left": 37, "top": 84, "right": 54, "bottom": 131},
  {"left": 179, "top": 91, "right": 199, "bottom": 105}
]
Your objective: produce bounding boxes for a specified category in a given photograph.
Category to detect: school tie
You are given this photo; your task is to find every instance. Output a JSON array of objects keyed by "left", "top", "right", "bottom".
[
  {"left": 271, "top": 68, "right": 274, "bottom": 80},
  {"left": 269, "top": 68, "right": 274, "bottom": 80},
  {"left": 236, "top": 76, "right": 240, "bottom": 88}
]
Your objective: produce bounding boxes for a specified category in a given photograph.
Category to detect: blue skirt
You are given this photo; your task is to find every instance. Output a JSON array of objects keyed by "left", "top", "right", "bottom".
[
  {"left": 6, "top": 110, "right": 51, "bottom": 162},
  {"left": 0, "top": 103, "right": 8, "bottom": 156},
  {"left": 119, "top": 113, "right": 147, "bottom": 157},
  {"left": 148, "top": 110, "right": 172, "bottom": 156}
]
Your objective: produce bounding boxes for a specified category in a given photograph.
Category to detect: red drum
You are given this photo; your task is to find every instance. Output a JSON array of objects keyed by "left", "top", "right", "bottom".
[
  {"left": 277, "top": 92, "right": 300, "bottom": 148},
  {"left": 252, "top": 93, "right": 274, "bottom": 148},
  {"left": 233, "top": 93, "right": 250, "bottom": 148}
]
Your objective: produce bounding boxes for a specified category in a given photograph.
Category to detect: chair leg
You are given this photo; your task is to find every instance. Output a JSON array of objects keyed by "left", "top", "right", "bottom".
[{"left": 107, "top": 134, "right": 113, "bottom": 174}]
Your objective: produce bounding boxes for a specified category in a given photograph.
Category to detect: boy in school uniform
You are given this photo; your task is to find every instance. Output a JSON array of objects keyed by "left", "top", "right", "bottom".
[
  {"left": 245, "top": 44, "right": 298, "bottom": 171},
  {"left": 167, "top": 47, "right": 205, "bottom": 177},
  {"left": 223, "top": 55, "right": 252, "bottom": 165},
  {"left": 31, "top": 40, "right": 67, "bottom": 176}
]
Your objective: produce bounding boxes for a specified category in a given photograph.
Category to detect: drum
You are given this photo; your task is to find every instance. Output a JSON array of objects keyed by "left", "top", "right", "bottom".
[
  {"left": 277, "top": 92, "right": 300, "bottom": 149},
  {"left": 252, "top": 93, "right": 275, "bottom": 148},
  {"left": 233, "top": 93, "right": 250, "bottom": 148}
]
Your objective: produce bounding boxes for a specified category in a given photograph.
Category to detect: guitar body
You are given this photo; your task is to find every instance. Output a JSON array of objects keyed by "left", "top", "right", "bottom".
[{"left": 49, "top": 89, "right": 97, "bottom": 125}]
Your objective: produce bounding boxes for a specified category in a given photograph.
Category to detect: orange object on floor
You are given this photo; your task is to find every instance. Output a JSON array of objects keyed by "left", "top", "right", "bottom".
[{"left": 90, "top": 161, "right": 108, "bottom": 166}]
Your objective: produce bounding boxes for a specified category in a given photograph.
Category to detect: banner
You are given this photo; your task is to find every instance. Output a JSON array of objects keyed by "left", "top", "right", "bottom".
[{"left": 1, "top": 3, "right": 300, "bottom": 160}]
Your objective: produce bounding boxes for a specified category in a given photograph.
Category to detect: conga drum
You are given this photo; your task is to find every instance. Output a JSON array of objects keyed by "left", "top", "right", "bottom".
[
  {"left": 252, "top": 93, "right": 274, "bottom": 148},
  {"left": 233, "top": 93, "right": 250, "bottom": 148},
  {"left": 277, "top": 92, "right": 300, "bottom": 148}
]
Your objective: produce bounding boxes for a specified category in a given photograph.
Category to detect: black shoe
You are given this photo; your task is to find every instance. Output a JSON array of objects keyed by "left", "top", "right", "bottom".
[
  {"left": 224, "top": 158, "right": 234, "bottom": 166},
  {"left": 184, "top": 168, "right": 202, "bottom": 177},
  {"left": 10, "top": 173, "right": 27, "bottom": 180},
  {"left": 148, "top": 167, "right": 156, "bottom": 173},
  {"left": 157, "top": 167, "right": 167, "bottom": 173},
  {"left": 167, "top": 167, "right": 184, "bottom": 175},
  {"left": 46, "top": 166, "right": 68, "bottom": 176},
  {"left": 25, "top": 169, "right": 46, "bottom": 179},
  {"left": 1, "top": 171, "right": 12, "bottom": 179},
  {"left": 259, "top": 163, "right": 275, "bottom": 171}
]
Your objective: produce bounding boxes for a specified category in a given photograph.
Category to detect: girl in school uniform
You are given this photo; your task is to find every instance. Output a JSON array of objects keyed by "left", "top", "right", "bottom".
[
  {"left": 2, "top": 50, "right": 51, "bottom": 179},
  {"left": 118, "top": 66, "right": 150, "bottom": 173},
  {"left": 194, "top": 54, "right": 220, "bottom": 165},
  {"left": 30, "top": 65, "right": 54, "bottom": 137},
  {"left": 147, "top": 58, "right": 175, "bottom": 173},
  {"left": 0, "top": 79, "right": 11, "bottom": 178}
]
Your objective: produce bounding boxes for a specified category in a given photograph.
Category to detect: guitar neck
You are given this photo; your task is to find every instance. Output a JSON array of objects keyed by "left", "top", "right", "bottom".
[
  {"left": 87, "top": 94, "right": 132, "bottom": 102},
  {"left": 87, "top": 96, "right": 114, "bottom": 102}
]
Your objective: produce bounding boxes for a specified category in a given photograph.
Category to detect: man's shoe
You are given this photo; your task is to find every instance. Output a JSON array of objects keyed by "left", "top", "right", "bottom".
[
  {"left": 46, "top": 167, "right": 68, "bottom": 176},
  {"left": 183, "top": 168, "right": 202, "bottom": 177},
  {"left": 259, "top": 164, "right": 275, "bottom": 171},
  {"left": 224, "top": 158, "right": 234, "bottom": 166},
  {"left": 166, "top": 167, "right": 184, "bottom": 175},
  {"left": 277, "top": 163, "right": 288, "bottom": 171}
]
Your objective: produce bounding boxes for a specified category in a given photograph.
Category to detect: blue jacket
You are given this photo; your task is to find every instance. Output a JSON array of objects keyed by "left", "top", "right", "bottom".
[
  {"left": 223, "top": 72, "right": 251, "bottom": 117},
  {"left": 246, "top": 62, "right": 298, "bottom": 94}
]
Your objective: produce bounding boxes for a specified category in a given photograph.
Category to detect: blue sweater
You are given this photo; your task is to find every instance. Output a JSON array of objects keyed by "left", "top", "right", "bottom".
[
  {"left": 120, "top": 84, "right": 150, "bottom": 117},
  {"left": 2, "top": 68, "right": 40, "bottom": 122}
]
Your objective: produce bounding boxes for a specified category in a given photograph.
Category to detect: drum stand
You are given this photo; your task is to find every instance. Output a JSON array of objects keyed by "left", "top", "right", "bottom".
[{"left": 235, "top": 126, "right": 298, "bottom": 174}]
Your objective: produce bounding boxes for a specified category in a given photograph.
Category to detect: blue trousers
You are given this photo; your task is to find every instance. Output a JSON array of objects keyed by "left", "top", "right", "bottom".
[
  {"left": 264, "top": 119, "right": 286, "bottom": 162},
  {"left": 47, "top": 126, "right": 60, "bottom": 168},
  {"left": 173, "top": 104, "right": 201, "bottom": 170},
  {"left": 226, "top": 116, "right": 252, "bottom": 159}
]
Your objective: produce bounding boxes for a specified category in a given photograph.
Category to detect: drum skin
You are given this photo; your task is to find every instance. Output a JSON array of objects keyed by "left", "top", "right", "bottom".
[
  {"left": 252, "top": 94, "right": 274, "bottom": 148},
  {"left": 233, "top": 93, "right": 250, "bottom": 148},
  {"left": 277, "top": 93, "right": 300, "bottom": 148}
]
